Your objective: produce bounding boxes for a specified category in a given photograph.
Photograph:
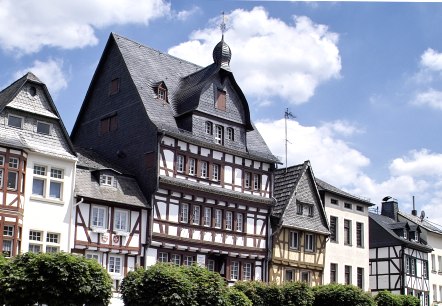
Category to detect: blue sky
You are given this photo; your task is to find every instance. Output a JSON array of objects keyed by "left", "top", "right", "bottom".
[{"left": 2, "top": 1, "right": 442, "bottom": 223}]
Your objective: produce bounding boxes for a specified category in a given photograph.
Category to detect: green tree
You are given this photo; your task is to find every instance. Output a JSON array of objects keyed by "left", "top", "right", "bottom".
[{"left": 312, "top": 284, "right": 374, "bottom": 306}]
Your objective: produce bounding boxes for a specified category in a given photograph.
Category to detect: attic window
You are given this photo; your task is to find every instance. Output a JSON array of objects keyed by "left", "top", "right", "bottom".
[
  {"left": 157, "top": 85, "right": 167, "bottom": 102},
  {"left": 100, "top": 174, "right": 115, "bottom": 187},
  {"left": 215, "top": 90, "right": 226, "bottom": 111},
  {"left": 109, "top": 78, "right": 120, "bottom": 96},
  {"left": 29, "top": 86, "right": 37, "bottom": 97},
  {"left": 37, "top": 121, "right": 50, "bottom": 135}
]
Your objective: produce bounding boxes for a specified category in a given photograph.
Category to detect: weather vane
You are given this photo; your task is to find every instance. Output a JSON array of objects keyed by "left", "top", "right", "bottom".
[
  {"left": 220, "top": 11, "right": 227, "bottom": 38},
  {"left": 284, "top": 108, "right": 296, "bottom": 172}
]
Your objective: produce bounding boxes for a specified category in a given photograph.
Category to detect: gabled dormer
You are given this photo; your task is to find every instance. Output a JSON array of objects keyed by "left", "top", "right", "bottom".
[{"left": 153, "top": 81, "right": 168, "bottom": 103}]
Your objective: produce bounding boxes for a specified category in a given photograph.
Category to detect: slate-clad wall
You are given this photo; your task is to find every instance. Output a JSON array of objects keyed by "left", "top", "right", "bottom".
[{"left": 72, "top": 42, "right": 158, "bottom": 197}]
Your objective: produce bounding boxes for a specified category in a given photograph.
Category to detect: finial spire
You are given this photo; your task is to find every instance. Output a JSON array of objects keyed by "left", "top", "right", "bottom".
[{"left": 220, "top": 11, "right": 227, "bottom": 40}]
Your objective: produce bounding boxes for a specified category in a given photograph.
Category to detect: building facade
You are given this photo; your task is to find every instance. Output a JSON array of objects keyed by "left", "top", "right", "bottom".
[
  {"left": 70, "top": 33, "right": 279, "bottom": 282},
  {"left": 370, "top": 197, "right": 432, "bottom": 305},
  {"left": 317, "top": 178, "right": 372, "bottom": 291},
  {"left": 270, "top": 161, "right": 329, "bottom": 285},
  {"left": 0, "top": 73, "right": 76, "bottom": 257}
]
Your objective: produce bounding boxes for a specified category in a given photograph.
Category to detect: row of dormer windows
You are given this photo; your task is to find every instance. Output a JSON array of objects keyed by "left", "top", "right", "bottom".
[
  {"left": 205, "top": 121, "right": 234, "bottom": 145},
  {"left": 176, "top": 154, "right": 261, "bottom": 190},
  {"left": 7, "top": 114, "right": 51, "bottom": 135}
]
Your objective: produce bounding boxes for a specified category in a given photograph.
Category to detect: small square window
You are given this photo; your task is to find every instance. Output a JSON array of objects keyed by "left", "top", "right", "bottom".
[
  {"left": 46, "top": 233, "right": 60, "bottom": 243},
  {"left": 356, "top": 206, "right": 364, "bottom": 212},
  {"left": 46, "top": 246, "right": 59, "bottom": 253},
  {"left": 29, "top": 230, "right": 42, "bottom": 241},
  {"left": 331, "top": 198, "right": 338, "bottom": 205},
  {"left": 8, "top": 115, "right": 23, "bottom": 129},
  {"left": 9, "top": 158, "right": 19, "bottom": 169},
  {"left": 51, "top": 168, "right": 63, "bottom": 179},
  {"left": 100, "top": 174, "right": 114, "bottom": 186},
  {"left": 344, "top": 203, "right": 352, "bottom": 209},
  {"left": 37, "top": 122, "right": 51, "bottom": 135},
  {"left": 3, "top": 226, "right": 14, "bottom": 236}
]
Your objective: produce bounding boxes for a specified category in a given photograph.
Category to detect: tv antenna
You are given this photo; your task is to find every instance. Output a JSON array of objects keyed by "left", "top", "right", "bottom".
[{"left": 284, "top": 108, "right": 295, "bottom": 171}]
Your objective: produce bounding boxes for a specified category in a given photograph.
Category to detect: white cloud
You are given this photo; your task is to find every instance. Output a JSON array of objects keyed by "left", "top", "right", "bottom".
[
  {"left": 168, "top": 7, "right": 341, "bottom": 105},
  {"left": 412, "top": 88, "right": 442, "bottom": 110},
  {"left": 421, "top": 48, "right": 442, "bottom": 71},
  {"left": 174, "top": 6, "right": 201, "bottom": 21},
  {"left": 389, "top": 149, "right": 442, "bottom": 177},
  {"left": 14, "top": 59, "right": 68, "bottom": 94},
  {"left": 0, "top": 0, "right": 170, "bottom": 54}
]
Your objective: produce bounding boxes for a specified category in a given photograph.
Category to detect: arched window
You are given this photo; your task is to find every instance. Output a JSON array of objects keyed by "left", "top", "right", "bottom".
[
  {"left": 215, "top": 125, "right": 223, "bottom": 145},
  {"left": 227, "top": 127, "right": 234, "bottom": 141},
  {"left": 205, "top": 121, "right": 213, "bottom": 135}
]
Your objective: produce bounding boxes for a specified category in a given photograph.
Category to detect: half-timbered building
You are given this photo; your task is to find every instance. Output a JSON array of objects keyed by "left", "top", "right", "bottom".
[
  {"left": 317, "top": 178, "right": 373, "bottom": 291},
  {"left": 370, "top": 197, "right": 432, "bottom": 305},
  {"left": 72, "top": 147, "right": 148, "bottom": 289},
  {"left": 270, "top": 161, "right": 329, "bottom": 285},
  {"left": 70, "top": 33, "right": 279, "bottom": 282},
  {"left": 0, "top": 73, "right": 76, "bottom": 257}
]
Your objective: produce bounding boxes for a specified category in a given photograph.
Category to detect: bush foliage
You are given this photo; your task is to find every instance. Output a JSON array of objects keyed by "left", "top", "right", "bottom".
[
  {"left": 0, "top": 253, "right": 112, "bottom": 306},
  {"left": 312, "top": 283, "right": 374, "bottom": 306},
  {"left": 375, "top": 290, "right": 420, "bottom": 306}
]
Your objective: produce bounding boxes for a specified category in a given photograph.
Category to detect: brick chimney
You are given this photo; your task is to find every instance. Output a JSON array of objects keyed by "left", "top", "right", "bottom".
[{"left": 381, "top": 196, "right": 399, "bottom": 221}]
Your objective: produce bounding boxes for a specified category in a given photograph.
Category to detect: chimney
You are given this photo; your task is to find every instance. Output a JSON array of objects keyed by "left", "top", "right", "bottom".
[
  {"left": 381, "top": 196, "right": 399, "bottom": 221},
  {"left": 411, "top": 196, "right": 417, "bottom": 216}
]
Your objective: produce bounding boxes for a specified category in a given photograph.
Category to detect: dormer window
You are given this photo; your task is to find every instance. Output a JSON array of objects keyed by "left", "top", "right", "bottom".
[
  {"left": 100, "top": 174, "right": 115, "bottom": 187},
  {"left": 157, "top": 86, "right": 167, "bottom": 101},
  {"left": 403, "top": 230, "right": 408, "bottom": 239},
  {"left": 215, "top": 90, "right": 226, "bottom": 111},
  {"left": 205, "top": 121, "right": 213, "bottom": 135}
]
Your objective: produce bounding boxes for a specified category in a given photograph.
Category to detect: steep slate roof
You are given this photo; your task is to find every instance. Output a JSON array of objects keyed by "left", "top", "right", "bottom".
[
  {"left": 316, "top": 178, "right": 374, "bottom": 206},
  {"left": 0, "top": 72, "right": 76, "bottom": 159},
  {"left": 76, "top": 33, "right": 277, "bottom": 163},
  {"left": 272, "top": 161, "right": 329, "bottom": 235},
  {"left": 369, "top": 212, "right": 433, "bottom": 252},
  {"left": 399, "top": 211, "right": 442, "bottom": 234},
  {"left": 75, "top": 147, "right": 148, "bottom": 208}
]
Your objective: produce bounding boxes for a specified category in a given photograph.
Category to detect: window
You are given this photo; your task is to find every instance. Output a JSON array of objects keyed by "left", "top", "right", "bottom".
[
  {"left": 32, "top": 165, "right": 63, "bottom": 199},
  {"left": 307, "top": 205, "right": 314, "bottom": 217},
  {"left": 432, "top": 254, "right": 436, "bottom": 272},
  {"left": 0, "top": 169, "right": 3, "bottom": 189},
  {"left": 285, "top": 269, "right": 294, "bottom": 282},
  {"left": 404, "top": 229, "right": 408, "bottom": 240},
  {"left": 109, "top": 255, "right": 122, "bottom": 274},
  {"left": 192, "top": 205, "right": 201, "bottom": 225},
  {"left": 92, "top": 206, "right": 107, "bottom": 228},
  {"left": 200, "top": 161, "right": 208, "bottom": 178},
  {"left": 243, "top": 263, "right": 253, "bottom": 280},
  {"left": 157, "top": 84, "right": 167, "bottom": 101},
  {"left": 330, "top": 263, "right": 337, "bottom": 283},
  {"left": 212, "top": 164, "right": 220, "bottom": 181},
  {"left": 184, "top": 256, "right": 195, "bottom": 266},
  {"left": 439, "top": 286, "right": 442, "bottom": 303},
  {"left": 46, "top": 233, "right": 59, "bottom": 243},
  {"left": 177, "top": 155, "right": 185, "bottom": 173},
  {"left": 109, "top": 78, "right": 120, "bottom": 95},
  {"left": 205, "top": 121, "right": 213, "bottom": 135},
  {"left": 330, "top": 216, "right": 338, "bottom": 242},
  {"left": 344, "top": 203, "right": 352, "bottom": 209},
  {"left": 253, "top": 174, "right": 260, "bottom": 190},
  {"left": 207, "top": 260, "right": 215, "bottom": 272},
  {"left": 171, "top": 254, "right": 181, "bottom": 265},
  {"left": 245, "top": 172, "right": 251, "bottom": 189},
  {"left": 189, "top": 158, "right": 196, "bottom": 175},
  {"left": 203, "top": 207, "right": 211, "bottom": 227},
  {"left": 7, "top": 157, "right": 19, "bottom": 190},
  {"left": 230, "top": 261, "right": 239, "bottom": 280},
  {"left": 406, "top": 255, "right": 410, "bottom": 274},
  {"left": 37, "top": 121, "right": 51, "bottom": 135},
  {"left": 2, "top": 240, "right": 12, "bottom": 257},
  {"left": 215, "top": 209, "right": 222, "bottom": 228},
  {"left": 227, "top": 127, "right": 234, "bottom": 141},
  {"left": 29, "top": 86, "right": 37, "bottom": 96},
  {"left": 356, "top": 205, "right": 364, "bottom": 212},
  {"left": 8, "top": 115, "right": 22, "bottom": 128},
  {"left": 301, "top": 271, "right": 310, "bottom": 284},
  {"left": 297, "top": 203, "right": 303, "bottom": 215},
  {"left": 410, "top": 257, "right": 416, "bottom": 275},
  {"left": 356, "top": 222, "right": 363, "bottom": 247},
  {"left": 357, "top": 267, "right": 364, "bottom": 288},
  {"left": 305, "top": 233, "right": 315, "bottom": 252},
  {"left": 225, "top": 211, "right": 233, "bottom": 230},
  {"left": 100, "top": 114, "right": 118, "bottom": 134},
  {"left": 289, "top": 231, "right": 299, "bottom": 249},
  {"left": 330, "top": 198, "right": 338, "bottom": 205},
  {"left": 114, "top": 210, "right": 129, "bottom": 232},
  {"left": 345, "top": 265, "right": 351, "bottom": 285},
  {"left": 344, "top": 219, "right": 352, "bottom": 245},
  {"left": 215, "top": 90, "right": 226, "bottom": 111},
  {"left": 3, "top": 226, "right": 14, "bottom": 237},
  {"left": 46, "top": 246, "right": 59, "bottom": 253},
  {"left": 86, "top": 252, "right": 101, "bottom": 262},
  {"left": 438, "top": 255, "right": 442, "bottom": 272},
  {"left": 215, "top": 125, "right": 223, "bottom": 145},
  {"left": 236, "top": 213, "right": 243, "bottom": 232},
  {"left": 180, "top": 203, "right": 189, "bottom": 223},
  {"left": 29, "top": 230, "right": 42, "bottom": 242},
  {"left": 100, "top": 174, "right": 115, "bottom": 186},
  {"left": 433, "top": 285, "right": 437, "bottom": 302},
  {"left": 29, "top": 244, "right": 41, "bottom": 253},
  {"left": 158, "top": 252, "right": 169, "bottom": 263}
]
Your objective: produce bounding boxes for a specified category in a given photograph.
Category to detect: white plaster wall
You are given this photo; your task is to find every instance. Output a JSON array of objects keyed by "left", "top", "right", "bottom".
[
  {"left": 146, "top": 248, "right": 158, "bottom": 267},
  {"left": 163, "top": 149, "right": 174, "bottom": 170},
  {"left": 22, "top": 153, "right": 76, "bottom": 253},
  {"left": 323, "top": 192, "right": 371, "bottom": 291}
]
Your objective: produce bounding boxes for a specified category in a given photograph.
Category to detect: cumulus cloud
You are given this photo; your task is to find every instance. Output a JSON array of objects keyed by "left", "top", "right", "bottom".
[
  {"left": 412, "top": 88, "right": 442, "bottom": 110},
  {"left": 14, "top": 59, "right": 68, "bottom": 94},
  {"left": 0, "top": 0, "right": 170, "bottom": 54},
  {"left": 389, "top": 149, "right": 442, "bottom": 177},
  {"left": 174, "top": 6, "right": 201, "bottom": 21},
  {"left": 168, "top": 7, "right": 341, "bottom": 105},
  {"left": 421, "top": 48, "right": 442, "bottom": 71}
]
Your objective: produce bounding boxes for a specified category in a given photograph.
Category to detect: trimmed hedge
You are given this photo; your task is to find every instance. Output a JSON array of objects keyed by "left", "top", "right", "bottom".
[
  {"left": 312, "top": 283, "right": 374, "bottom": 306},
  {"left": 375, "top": 290, "right": 420, "bottom": 306}
]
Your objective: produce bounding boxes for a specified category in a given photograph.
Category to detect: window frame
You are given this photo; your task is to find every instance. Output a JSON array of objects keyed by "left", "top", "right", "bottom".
[
  {"left": 91, "top": 206, "right": 107, "bottom": 229},
  {"left": 225, "top": 211, "right": 233, "bottom": 230},
  {"left": 205, "top": 121, "right": 213, "bottom": 135},
  {"left": 305, "top": 233, "right": 315, "bottom": 252},
  {"left": 345, "top": 265, "right": 352, "bottom": 285},
  {"left": 356, "top": 222, "right": 363, "bottom": 247},
  {"left": 109, "top": 78, "right": 120, "bottom": 96},
  {"left": 330, "top": 263, "right": 338, "bottom": 283},
  {"left": 8, "top": 114, "right": 23, "bottom": 129},
  {"left": 37, "top": 121, "right": 51, "bottom": 135},
  {"left": 344, "top": 219, "right": 352, "bottom": 245},
  {"left": 214, "top": 209, "right": 222, "bottom": 229},
  {"left": 177, "top": 155, "right": 185, "bottom": 173},
  {"left": 236, "top": 213, "right": 243, "bottom": 232},
  {"left": 200, "top": 161, "right": 208, "bottom": 178},
  {"left": 330, "top": 216, "right": 338, "bottom": 242},
  {"left": 227, "top": 127, "right": 234, "bottom": 141},
  {"left": 357, "top": 267, "right": 364, "bottom": 288},
  {"left": 192, "top": 205, "right": 201, "bottom": 225},
  {"left": 100, "top": 174, "right": 115, "bottom": 187},
  {"left": 243, "top": 262, "right": 253, "bottom": 280},
  {"left": 230, "top": 261, "right": 239, "bottom": 280},
  {"left": 180, "top": 203, "right": 189, "bottom": 223},
  {"left": 188, "top": 158, "right": 196, "bottom": 176},
  {"left": 212, "top": 164, "right": 220, "bottom": 181},
  {"left": 108, "top": 255, "right": 123, "bottom": 274},
  {"left": 289, "top": 231, "right": 299, "bottom": 250},
  {"left": 203, "top": 207, "right": 211, "bottom": 227},
  {"left": 214, "top": 125, "right": 223, "bottom": 145},
  {"left": 114, "top": 209, "right": 129, "bottom": 232}
]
